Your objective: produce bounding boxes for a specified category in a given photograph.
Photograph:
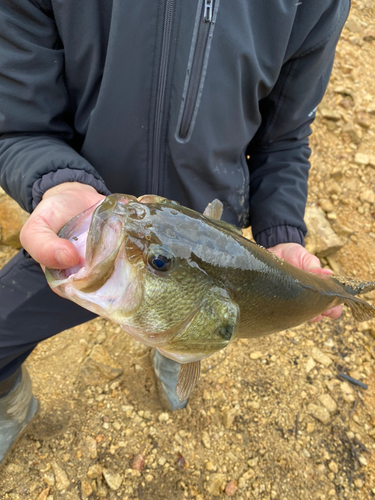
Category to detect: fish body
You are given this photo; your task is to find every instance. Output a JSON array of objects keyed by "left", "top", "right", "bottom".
[{"left": 46, "top": 194, "right": 375, "bottom": 400}]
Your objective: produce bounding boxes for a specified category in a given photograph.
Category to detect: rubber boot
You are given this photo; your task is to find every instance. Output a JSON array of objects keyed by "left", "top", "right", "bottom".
[
  {"left": 0, "top": 366, "right": 38, "bottom": 468},
  {"left": 152, "top": 350, "right": 188, "bottom": 411}
]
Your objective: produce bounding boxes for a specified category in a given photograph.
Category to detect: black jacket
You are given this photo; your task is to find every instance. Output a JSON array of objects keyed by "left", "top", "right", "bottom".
[{"left": 0, "top": 0, "right": 349, "bottom": 247}]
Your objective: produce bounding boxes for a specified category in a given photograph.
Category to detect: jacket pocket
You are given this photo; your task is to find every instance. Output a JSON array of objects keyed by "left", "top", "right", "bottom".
[{"left": 175, "top": 0, "right": 220, "bottom": 143}]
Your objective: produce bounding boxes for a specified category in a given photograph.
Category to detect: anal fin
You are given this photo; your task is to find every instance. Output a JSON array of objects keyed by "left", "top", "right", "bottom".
[{"left": 176, "top": 361, "right": 201, "bottom": 403}]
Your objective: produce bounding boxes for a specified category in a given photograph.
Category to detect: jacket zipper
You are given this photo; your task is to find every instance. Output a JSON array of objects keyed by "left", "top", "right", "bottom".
[
  {"left": 177, "top": 0, "right": 216, "bottom": 140},
  {"left": 151, "top": 0, "right": 175, "bottom": 193}
]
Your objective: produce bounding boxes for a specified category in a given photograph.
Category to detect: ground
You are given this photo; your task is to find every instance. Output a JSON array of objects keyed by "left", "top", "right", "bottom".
[{"left": 1, "top": 1, "right": 375, "bottom": 499}]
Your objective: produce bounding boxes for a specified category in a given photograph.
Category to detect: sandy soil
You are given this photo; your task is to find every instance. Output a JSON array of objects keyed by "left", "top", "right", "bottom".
[{"left": 1, "top": 1, "right": 375, "bottom": 499}]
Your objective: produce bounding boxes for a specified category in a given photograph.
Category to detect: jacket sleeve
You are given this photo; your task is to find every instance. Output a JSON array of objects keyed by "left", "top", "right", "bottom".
[
  {"left": 248, "top": 1, "right": 350, "bottom": 248},
  {"left": 0, "top": 0, "right": 110, "bottom": 213}
]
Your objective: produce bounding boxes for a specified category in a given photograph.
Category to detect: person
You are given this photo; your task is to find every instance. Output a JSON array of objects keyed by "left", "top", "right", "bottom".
[{"left": 0, "top": 0, "right": 349, "bottom": 466}]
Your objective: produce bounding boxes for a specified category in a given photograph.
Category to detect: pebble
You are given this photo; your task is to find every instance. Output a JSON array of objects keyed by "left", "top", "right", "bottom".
[
  {"left": 222, "top": 408, "right": 237, "bottom": 429},
  {"left": 307, "top": 404, "right": 331, "bottom": 424},
  {"left": 311, "top": 348, "right": 332, "bottom": 367},
  {"left": 354, "top": 478, "right": 364, "bottom": 488},
  {"left": 328, "top": 461, "right": 338, "bottom": 473},
  {"left": 306, "top": 422, "right": 315, "bottom": 434},
  {"left": 206, "top": 461, "right": 215, "bottom": 471},
  {"left": 359, "top": 189, "right": 375, "bottom": 204},
  {"left": 80, "top": 344, "right": 123, "bottom": 384},
  {"left": 318, "top": 394, "right": 338, "bottom": 414},
  {"left": 250, "top": 351, "right": 263, "bottom": 360},
  {"left": 304, "top": 206, "right": 343, "bottom": 257},
  {"left": 87, "top": 464, "right": 103, "bottom": 479},
  {"left": 103, "top": 468, "right": 123, "bottom": 491},
  {"left": 158, "top": 412, "right": 169, "bottom": 423},
  {"left": 43, "top": 472, "right": 55, "bottom": 487},
  {"left": 132, "top": 454, "right": 145, "bottom": 471},
  {"left": 81, "top": 480, "right": 93, "bottom": 498},
  {"left": 340, "top": 381, "right": 356, "bottom": 403},
  {"left": 305, "top": 357, "right": 316, "bottom": 373},
  {"left": 206, "top": 473, "right": 227, "bottom": 496},
  {"left": 354, "top": 152, "right": 369, "bottom": 165},
  {"left": 0, "top": 196, "right": 29, "bottom": 247},
  {"left": 225, "top": 481, "right": 238, "bottom": 496},
  {"left": 37, "top": 489, "right": 50, "bottom": 500},
  {"left": 202, "top": 431, "right": 211, "bottom": 449},
  {"left": 319, "top": 200, "right": 335, "bottom": 213},
  {"left": 51, "top": 462, "right": 70, "bottom": 491}
]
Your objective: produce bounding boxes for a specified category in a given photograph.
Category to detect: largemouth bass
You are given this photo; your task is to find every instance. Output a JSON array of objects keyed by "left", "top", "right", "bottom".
[{"left": 46, "top": 194, "right": 375, "bottom": 401}]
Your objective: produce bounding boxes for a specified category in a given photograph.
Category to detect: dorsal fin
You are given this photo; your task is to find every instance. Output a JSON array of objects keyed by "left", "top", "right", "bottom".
[{"left": 176, "top": 361, "right": 201, "bottom": 403}]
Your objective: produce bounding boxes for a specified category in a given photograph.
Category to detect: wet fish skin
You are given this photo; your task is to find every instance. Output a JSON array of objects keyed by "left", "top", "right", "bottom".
[{"left": 46, "top": 194, "right": 375, "bottom": 401}]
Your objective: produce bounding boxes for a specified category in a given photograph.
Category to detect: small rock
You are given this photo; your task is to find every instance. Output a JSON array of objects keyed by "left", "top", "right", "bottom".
[
  {"left": 222, "top": 408, "right": 237, "bottom": 429},
  {"left": 354, "top": 152, "right": 369, "bottom": 165},
  {"left": 342, "top": 123, "right": 361, "bottom": 145},
  {"left": 158, "top": 412, "right": 169, "bottom": 423},
  {"left": 311, "top": 348, "right": 332, "bottom": 367},
  {"left": 225, "top": 481, "right": 238, "bottom": 496},
  {"left": 250, "top": 351, "right": 263, "bottom": 360},
  {"left": 87, "top": 464, "right": 103, "bottom": 479},
  {"left": 96, "top": 332, "right": 107, "bottom": 344},
  {"left": 305, "top": 357, "right": 316, "bottom": 373},
  {"left": 36, "top": 489, "right": 50, "bottom": 500},
  {"left": 304, "top": 206, "right": 344, "bottom": 257},
  {"left": 320, "top": 108, "right": 341, "bottom": 121},
  {"left": 103, "top": 468, "right": 123, "bottom": 491},
  {"left": 81, "top": 480, "right": 93, "bottom": 498},
  {"left": 0, "top": 196, "right": 29, "bottom": 248},
  {"left": 328, "top": 461, "right": 338, "bottom": 474},
  {"left": 355, "top": 112, "right": 372, "bottom": 129},
  {"left": 43, "top": 472, "right": 55, "bottom": 487},
  {"left": 238, "top": 469, "right": 255, "bottom": 489},
  {"left": 206, "top": 461, "right": 215, "bottom": 471},
  {"left": 340, "top": 381, "right": 355, "bottom": 403},
  {"left": 354, "top": 478, "right": 364, "bottom": 488},
  {"left": 51, "top": 462, "right": 70, "bottom": 491},
  {"left": 318, "top": 394, "right": 337, "bottom": 414},
  {"left": 307, "top": 404, "right": 331, "bottom": 424},
  {"left": 132, "top": 454, "right": 145, "bottom": 471},
  {"left": 80, "top": 344, "right": 123, "bottom": 384},
  {"left": 346, "top": 17, "right": 361, "bottom": 33},
  {"left": 320, "top": 200, "right": 335, "bottom": 213},
  {"left": 306, "top": 422, "right": 315, "bottom": 434},
  {"left": 82, "top": 436, "right": 97, "bottom": 459},
  {"left": 359, "top": 189, "right": 375, "bottom": 204},
  {"left": 206, "top": 473, "right": 227, "bottom": 497},
  {"left": 202, "top": 431, "right": 211, "bottom": 449}
]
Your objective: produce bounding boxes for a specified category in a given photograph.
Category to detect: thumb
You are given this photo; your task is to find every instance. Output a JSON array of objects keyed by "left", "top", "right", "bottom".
[{"left": 20, "top": 211, "right": 80, "bottom": 269}]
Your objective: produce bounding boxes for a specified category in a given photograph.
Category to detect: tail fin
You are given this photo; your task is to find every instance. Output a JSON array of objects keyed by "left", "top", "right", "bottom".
[
  {"left": 342, "top": 296, "right": 375, "bottom": 321},
  {"left": 332, "top": 276, "right": 375, "bottom": 296}
]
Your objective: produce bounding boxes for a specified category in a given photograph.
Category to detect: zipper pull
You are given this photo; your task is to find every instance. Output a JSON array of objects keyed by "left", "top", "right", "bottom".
[{"left": 204, "top": 0, "right": 213, "bottom": 22}]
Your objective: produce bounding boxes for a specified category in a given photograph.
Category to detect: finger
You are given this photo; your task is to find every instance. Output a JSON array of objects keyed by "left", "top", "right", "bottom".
[
  {"left": 322, "top": 305, "right": 342, "bottom": 319},
  {"left": 309, "top": 314, "right": 324, "bottom": 323},
  {"left": 20, "top": 213, "right": 80, "bottom": 269}
]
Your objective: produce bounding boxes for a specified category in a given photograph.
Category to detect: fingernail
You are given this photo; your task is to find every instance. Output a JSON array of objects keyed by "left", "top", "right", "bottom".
[{"left": 55, "top": 249, "right": 73, "bottom": 267}]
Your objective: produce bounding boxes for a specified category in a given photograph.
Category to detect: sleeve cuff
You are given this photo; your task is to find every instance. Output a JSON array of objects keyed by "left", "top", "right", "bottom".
[
  {"left": 254, "top": 225, "right": 305, "bottom": 248},
  {"left": 31, "top": 169, "right": 111, "bottom": 209}
]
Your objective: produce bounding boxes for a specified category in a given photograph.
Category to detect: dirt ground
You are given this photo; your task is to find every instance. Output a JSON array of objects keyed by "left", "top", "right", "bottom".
[{"left": 1, "top": 1, "right": 375, "bottom": 499}]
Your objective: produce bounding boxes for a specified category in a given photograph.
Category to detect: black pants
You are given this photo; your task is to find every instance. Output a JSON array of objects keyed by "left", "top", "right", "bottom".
[{"left": 0, "top": 250, "right": 96, "bottom": 382}]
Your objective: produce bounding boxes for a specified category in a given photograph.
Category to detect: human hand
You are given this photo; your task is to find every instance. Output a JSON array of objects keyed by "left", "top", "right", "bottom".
[
  {"left": 267, "top": 242, "right": 342, "bottom": 322},
  {"left": 20, "top": 182, "right": 105, "bottom": 269}
]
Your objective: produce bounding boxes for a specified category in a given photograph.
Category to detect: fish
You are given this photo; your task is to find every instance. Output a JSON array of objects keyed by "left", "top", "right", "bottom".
[{"left": 46, "top": 193, "right": 375, "bottom": 402}]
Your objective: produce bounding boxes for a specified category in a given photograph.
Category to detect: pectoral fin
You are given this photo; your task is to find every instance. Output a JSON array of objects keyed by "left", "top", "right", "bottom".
[{"left": 176, "top": 361, "right": 201, "bottom": 403}]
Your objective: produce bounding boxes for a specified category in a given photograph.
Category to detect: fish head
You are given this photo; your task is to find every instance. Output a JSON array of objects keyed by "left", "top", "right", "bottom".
[{"left": 46, "top": 194, "right": 239, "bottom": 363}]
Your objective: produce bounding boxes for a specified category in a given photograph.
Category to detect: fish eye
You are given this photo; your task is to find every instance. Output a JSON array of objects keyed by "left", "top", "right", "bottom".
[{"left": 147, "top": 251, "right": 173, "bottom": 272}]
